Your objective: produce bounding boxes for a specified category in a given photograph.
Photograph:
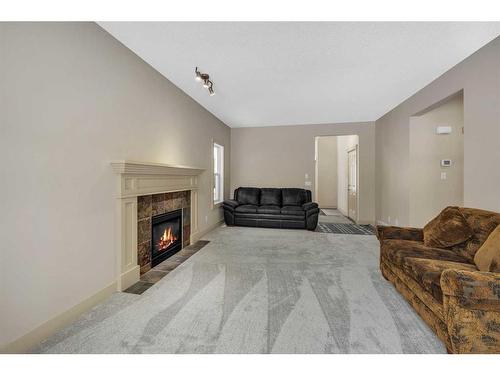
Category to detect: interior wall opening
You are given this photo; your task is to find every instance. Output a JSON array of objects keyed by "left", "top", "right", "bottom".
[{"left": 314, "top": 135, "right": 359, "bottom": 223}]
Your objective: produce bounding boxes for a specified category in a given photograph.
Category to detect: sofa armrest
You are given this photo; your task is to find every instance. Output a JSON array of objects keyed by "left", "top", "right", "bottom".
[
  {"left": 222, "top": 199, "right": 239, "bottom": 210},
  {"left": 376, "top": 225, "right": 423, "bottom": 243},
  {"left": 440, "top": 269, "right": 500, "bottom": 353},
  {"left": 441, "top": 269, "right": 500, "bottom": 311},
  {"left": 302, "top": 202, "right": 318, "bottom": 211}
]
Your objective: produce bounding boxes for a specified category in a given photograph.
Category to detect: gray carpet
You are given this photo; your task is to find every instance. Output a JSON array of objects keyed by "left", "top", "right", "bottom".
[
  {"left": 318, "top": 209, "right": 353, "bottom": 224},
  {"left": 34, "top": 226, "right": 445, "bottom": 354}
]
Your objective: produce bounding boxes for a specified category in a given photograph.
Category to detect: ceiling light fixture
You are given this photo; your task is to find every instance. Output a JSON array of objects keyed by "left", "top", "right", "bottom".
[{"left": 194, "top": 67, "right": 215, "bottom": 96}]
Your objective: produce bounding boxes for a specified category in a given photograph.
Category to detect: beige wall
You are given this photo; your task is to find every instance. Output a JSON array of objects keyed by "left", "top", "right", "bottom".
[
  {"left": 409, "top": 94, "right": 464, "bottom": 227},
  {"left": 231, "top": 122, "right": 375, "bottom": 224},
  {"left": 375, "top": 36, "right": 500, "bottom": 226},
  {"left": 337, "top": 135, "right": 359, "bottom": 216},
  {"left": 0, "top": 23, "right": 230, "bottom": 348},
  {"left": 315, "top": 136, "right": 338, "bottom": 208}
]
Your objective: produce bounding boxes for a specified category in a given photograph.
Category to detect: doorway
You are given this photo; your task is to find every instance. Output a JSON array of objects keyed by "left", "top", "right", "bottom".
[{"left": 314, "top": 135, "right": 359, "bottom": 223}]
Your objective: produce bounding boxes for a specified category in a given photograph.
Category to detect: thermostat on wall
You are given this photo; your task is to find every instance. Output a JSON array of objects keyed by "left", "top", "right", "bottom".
[{"left": 441, "top": 159, "right": 452, "bottom": 167}]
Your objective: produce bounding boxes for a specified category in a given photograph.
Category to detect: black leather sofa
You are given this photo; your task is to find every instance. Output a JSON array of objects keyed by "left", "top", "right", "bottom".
[{"left": 222, "top": 187, "right": 319, "bottom": 230}]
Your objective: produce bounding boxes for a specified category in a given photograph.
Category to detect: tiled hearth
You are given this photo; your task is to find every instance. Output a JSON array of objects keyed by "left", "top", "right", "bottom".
[
  {"left": 124, "top": 240, "right": 210, "bottom": 295},
  {"left": 137, "top": 191, "right": 191, "bottom": 274}
]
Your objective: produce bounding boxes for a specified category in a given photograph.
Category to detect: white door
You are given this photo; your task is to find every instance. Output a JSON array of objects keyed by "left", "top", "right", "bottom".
[{"left": 347, "top": 146, "right": 357, "bottom": 221}]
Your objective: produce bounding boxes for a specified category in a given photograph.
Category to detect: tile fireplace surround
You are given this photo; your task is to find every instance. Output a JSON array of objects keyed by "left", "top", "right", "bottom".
[
  {"left": 111, "top": 161, "right": 204, "bottom": 291},
  {"left": 137, "top": 191, "right": 191, "bottom": 274}
]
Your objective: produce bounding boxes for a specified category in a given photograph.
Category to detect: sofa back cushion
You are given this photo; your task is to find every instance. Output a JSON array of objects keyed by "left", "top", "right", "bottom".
[
  {"left": 423, "top": 206, "right": 473, "bottom": 249},
  {"left": 282, "top": 188, "right": 308, "bottom": 206},
  {"left": 260, "top": 188, "right": 282, "bottom": 206},
  {"left": 453, "top": 207, "right": 500, "bottom": 261},
  {"left": 474, "top": 224, "right": 500, "bottom": 272},
  {"left": 236, "top": 187, "right": 261, "bottom": 206}
]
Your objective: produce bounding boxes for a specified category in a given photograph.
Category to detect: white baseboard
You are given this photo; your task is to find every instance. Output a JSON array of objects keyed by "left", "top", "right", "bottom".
[
  {"left": 191, "top": 220, "right": 223, "bottom": 243},
  {"left": 337, "top": 207, "right": 349, "bottom": 217},
  {"left": 377, "top": 220, "right": 389, "bottom": 226},
  {"left": 119, "top": 265, "right": 140, "bottom": 291},
  {"left": 1, "top": 281, "right": 117, "bottom": 354}
]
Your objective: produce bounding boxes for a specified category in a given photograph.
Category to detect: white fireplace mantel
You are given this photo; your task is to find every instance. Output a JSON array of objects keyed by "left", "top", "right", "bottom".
[
  {"left": 111, "top": 160, "right": 205, "bottom": 290},
  {"left": 110, "top": 160, "right": 204, "bottom": 176}
]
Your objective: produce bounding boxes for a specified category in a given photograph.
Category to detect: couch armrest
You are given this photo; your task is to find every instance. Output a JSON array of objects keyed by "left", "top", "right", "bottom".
[
  {"left": 441, "top": 269, "right": 500, "bottom": 311},
  {"left": 302, "top": 202, "right": 318, "bottom": 211},
  {"left": 440, "top": 269, "right": 500, "bottom": 353},
  {"left": 222, "top": 199, "right": 239, "bottom": 210},
  {"left": 376, "top": 225, "right": 423, "bottom": 243}
]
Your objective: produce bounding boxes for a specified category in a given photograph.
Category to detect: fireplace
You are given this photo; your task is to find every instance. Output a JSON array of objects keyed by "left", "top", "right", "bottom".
[{"left": 151, "top": 209, "right": 182, "bottom": 267}]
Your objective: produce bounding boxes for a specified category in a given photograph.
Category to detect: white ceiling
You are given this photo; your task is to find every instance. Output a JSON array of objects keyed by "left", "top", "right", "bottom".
[{"left": 99, "top": 22, "right": 500, "bottom": 128}]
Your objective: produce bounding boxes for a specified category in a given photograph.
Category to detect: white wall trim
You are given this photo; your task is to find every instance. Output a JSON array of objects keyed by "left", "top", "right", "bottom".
[
  {"left": 1, "top": 281, "right": 117, "bottom": 354},
  {"left": 191, "top": 220, "right": 223, "bottom": 243},
  {"left": 377, "top": 220, "right": 389, "bottom": 226},
  {"left": 111, "top": 161, "right": 205, "bottom": 291}
]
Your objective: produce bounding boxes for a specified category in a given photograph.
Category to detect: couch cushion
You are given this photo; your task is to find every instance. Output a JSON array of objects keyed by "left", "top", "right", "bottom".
[
  {"left": 282, "top": 188, "right": 308, "bottom": 206},
  {"left": 257, "top": 205, "right": 281, "bottom": 214},
  {"left": 454, "top": 207, "right": 500, "bottom": 261},
  {"left": 236, "top": 187, "right": 261, "bottom": 206},
  {"left": 423, "top": 206, "right": 473, "bottom": 249},
  {"left": 235, "top": 204, "right": 258, "bottom": 213},
  {"left": 381, "top": 239, "right": 470, "bottom": 267},
  {"left": 402, "top": 257, "right": 477, "bottom": 303},
  {"left": 260, "top": 188, "right": 282, "bottom": 206},
  {"left": 474, "top": 224, "right": 500, "bottom": 272},
  {"left": 281, "top": 205, "right": 305, "bottom": 216}
]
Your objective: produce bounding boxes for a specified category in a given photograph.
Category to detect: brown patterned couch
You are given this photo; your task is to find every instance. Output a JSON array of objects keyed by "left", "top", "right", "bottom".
[{"left": 377, "top": 207, "right": 500, "bottom": 354}]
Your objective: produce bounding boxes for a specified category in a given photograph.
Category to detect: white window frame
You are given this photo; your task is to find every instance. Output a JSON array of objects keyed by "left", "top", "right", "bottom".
[{"left": 213, "top": 141, "right": 224, "bottom": 206}]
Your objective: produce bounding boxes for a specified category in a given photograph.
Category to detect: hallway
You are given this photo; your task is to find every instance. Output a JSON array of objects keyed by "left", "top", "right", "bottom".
[{"left": 319, "top": 208, "right": 353, "bottom": 224}]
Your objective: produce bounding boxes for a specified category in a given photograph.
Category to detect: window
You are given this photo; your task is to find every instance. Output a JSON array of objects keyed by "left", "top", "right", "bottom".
[{"left": 213, "top": 142, "right": 224, "bottom": 204}]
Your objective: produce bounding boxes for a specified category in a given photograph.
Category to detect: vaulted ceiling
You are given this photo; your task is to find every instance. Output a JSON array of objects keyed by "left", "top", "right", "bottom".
[{"left": 99, "top": 22, "right": 500, "bottom": 127}]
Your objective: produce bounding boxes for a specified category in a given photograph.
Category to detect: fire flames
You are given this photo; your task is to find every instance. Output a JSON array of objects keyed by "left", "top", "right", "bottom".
[{"left": 157, "top": 226, "right": 178, "bottom": 251}]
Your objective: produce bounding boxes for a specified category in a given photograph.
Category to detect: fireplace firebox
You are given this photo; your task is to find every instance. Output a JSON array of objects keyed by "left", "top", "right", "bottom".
[{"left": 151, "top": 209, "right": 183, "bottom": 267}]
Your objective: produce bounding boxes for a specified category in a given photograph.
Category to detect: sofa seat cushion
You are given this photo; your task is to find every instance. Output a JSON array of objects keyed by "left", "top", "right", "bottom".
[
  {"left": 260, "top": 188, "right": 282, "bottom": 206},
  {"left": 257, "top": 205, "right": 281, "bottom": 214},
  {"left": 381, "top": 239, "right": 470, "bottom": 267},
  {"left": 235, "top": 204, "right": 258, "bottom": 213},
  {"left": 402, "top": 257, "right": 477, "bottom": 303},
  {"left": 281, "top": 205, "right": 305, "bottom": 216}
]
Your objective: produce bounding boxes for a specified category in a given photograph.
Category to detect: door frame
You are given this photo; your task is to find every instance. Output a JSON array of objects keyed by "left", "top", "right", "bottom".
[{"left": 347, "top": 144, "right": 359, "bottom": 223}]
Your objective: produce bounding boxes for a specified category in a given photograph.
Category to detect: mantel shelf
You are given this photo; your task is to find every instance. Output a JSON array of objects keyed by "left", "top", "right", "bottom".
[{"left": 110, "top": 161, "right": 205, "bottom": 176}]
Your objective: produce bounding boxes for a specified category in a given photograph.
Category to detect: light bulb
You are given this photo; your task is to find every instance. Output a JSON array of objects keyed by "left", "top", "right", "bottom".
[
  {"left": 195, "top": 67, "right": 202, "bottom": 81},
  {"left": 203, "top": 80, "right": 209, "bottom": 88}
]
